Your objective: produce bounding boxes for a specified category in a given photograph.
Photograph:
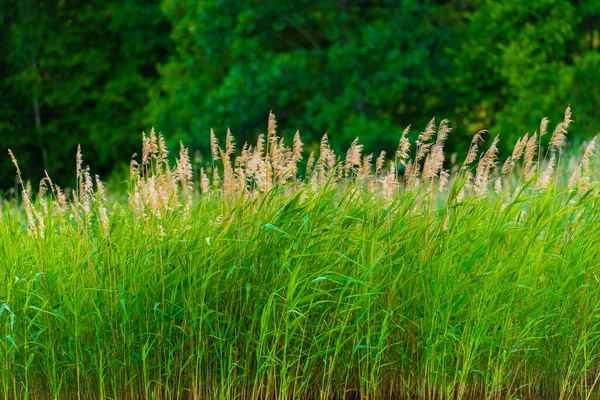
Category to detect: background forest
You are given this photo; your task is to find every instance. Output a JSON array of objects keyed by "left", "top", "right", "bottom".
[{"left": 1, "top": 0, "right": 599, "bottom": 190}]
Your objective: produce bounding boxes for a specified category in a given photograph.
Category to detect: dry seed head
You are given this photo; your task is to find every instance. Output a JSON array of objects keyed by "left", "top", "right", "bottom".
[
  {"left": 464, "top": 131, "right": 486, "bottom": 167},
  {"left": 141, "top": 176, "right": 160, "bottom": 215},
  {"left": 396, "top": 125, "right": 411, "bottom": 163},
  {"left": 160, "top": 173, "right": 177, "bottom": 213},
  {"left": 403, "top": 160, "right": 416, "bottom": 189},
  {"left": 484, "top": 136, "right": 500, "bottom": 166},
  {"left": 20, "top": 181, "right": 38, "bottom": 236},
  {"left": 536, "top": 152, "right": 556, "bottom": 189},
  {"left": 473, "top": 135, "right": 499, "bottom": 196},
  {"left": 511, "top": 133, "right": 528, "bottom": 163},
  {"left": 55, "top": 184, "right": 67, "bottom": 213},
  {"left": 234, "top": 162, "right": 245, "bottom": 195},
  {"left": 265, "top": 157, "right": 273, "bottom": 192},
  {"left": 457, "top": 173, "right": 473, "bottom": 201},
  {"left": 212, "top": 167, "right": 220, "bottom": 188},
  {"left": 200, "top": 168, "right": 210, "bottom": 194},
  {"left": 422, "top": 146, "right": 442, "bottom": 182},
  {"left": 255, "top": 134, "right": 265, "bottom": 157},
  {"left": 540, "top": 118, "right": 549, "bottom": 137},
  {"left": 523, "top": 132, "right": 538, "bottom": 180},
  {"left": 501, "top": 156, "right": 512, "bottom": 176},
  {"left": 439, "top": 169, "right": 450, "bottom": 192},
  {"left": 220, "top": 147, "right": 235, "bottom": 197},
  {"left": 95, "top": 175, "right": 106, "bottom": 201},
  {"left": 245, "top": 148, "right": 263, "bottom": 185},
  {"left": 292, "top": 130, "right": 303, "bottom": 162},
  {"left": 76, "top": 145, "right": 83, "bottom": 181},
  {"left": 319, "top": 134, "right": 336, "bottom": 172},
  {"left": 149, "top": 127, "right": 159, "bottom": 159},
  {"left": 79, "top": 165, "right": 94, "bottom": 213},
  {"left": 39, "top": 174, "right": 51, "bottom": 215},
  {"left": 306, "top": 152, "right": 315, "bottom": 179},
  {"left": 129, "top": 187, "right": 142, "bottom": 213},
  {"left": 267, "top": 111, "right": 277, "bottom": 142},
  {"left": 423, "top": 120, "right": 450, "bottom": 183},
  {"left": 96, "top": 175, "right": 110, "bottom": 235},
  {"left": 83, "top": 166, "right": 94, "bottom": 195},
  {"left": 269, "top": 137, "right": 285, "bottom": 175},
  {"left": 415, "top": 142, "right": 432, "bottom": 163},
  {"left": 570, "top": 138, "right": 596, "bottom": 191},
  {"left": 225, "top": 128, "right": 235, "bottom": 157},
  {"left": 550, "top": 126, "right": 567, "bottom": 148},
  {"left": 568, "top": 167, "right": 581, "bottom": 189},
  {"left": 130, "top": 157, "right": 139, "bottom": 182},
  {"left": 8, "top": 150, "right": 23, "bottom": 183},
  {"left": 42, "top": 171, "right": 54, "bottom": 193},
  {"left": 420, "top": 117, "right": 436, "bottom": 142},
  {"left": 34, "top": 209, "right": 45, "bottom": 238},
  {"left": 436, "top": 119, "right": 451, "bottom": 146},
  {"left": 157, "top": 133, "right": 169, "bottom": 167},
  {"left": 246, "top": 136, "right": 266, "bottom": 186},
  {"left": 502, "top": 133, "right": 528, "bottom": 175},
  {"left": 549, "top": 106, "right": 573, "bottom": 148},
  {"left": 376, "top": 151, "right": 386, "bottom": 175},
  {"left": 142, "top": 132, "right": 150, "bottom": 165},
  {"left": 360, "top": 154, "right": 373, "bottom": 181},
  {"left": 382, "top": 161, "right": 398, "bottom": 200},
  {"left": 345, "top": 138, "right": 363, "bottom": 173},
  {"left": 239, "top": 142, "right": 251, "bottom": 166},
  {"left": 176, "top": 141, "right": 193, "bottom": 195},
  {"left": 581, "top": 138, "right": 596, "bottom": 174},
  {"left": 464, "top": 143, "right": 478, "bottom": 167},
  {"left": 273, "top": 138, "right": 296, "bottom": 184},
  {"left": 210, "top": 129, "right": 220, "bottom": 161}
]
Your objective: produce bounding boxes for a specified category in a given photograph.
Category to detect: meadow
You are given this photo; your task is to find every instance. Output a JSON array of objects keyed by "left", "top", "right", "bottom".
[{"left": 2, "top": 108, "right": 600, "bottom": 399}]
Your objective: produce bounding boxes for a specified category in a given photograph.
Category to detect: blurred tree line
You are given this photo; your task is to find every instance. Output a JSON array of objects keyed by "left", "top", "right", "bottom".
[{"left": 1, "top": 0, "right": 599, "bottom": 189}]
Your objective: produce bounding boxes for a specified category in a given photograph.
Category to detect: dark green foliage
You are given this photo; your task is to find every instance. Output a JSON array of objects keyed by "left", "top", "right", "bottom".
[
  {"left": 0, "top": 0, "right": 171, "bottom": 189},
  {"left": 1, "top": 0, "right": 599, "bottom": 189},
  {"left": 150, "top": 0, "right": 457, "bottom": 154},
  {"left": 451, "top": 0, "right": 600, "bottom": 153}
]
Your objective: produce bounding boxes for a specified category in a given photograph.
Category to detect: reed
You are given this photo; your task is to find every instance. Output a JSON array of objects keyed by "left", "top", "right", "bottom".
[{"left": 1, "top": 107, "right": 599, "bottom": 399}]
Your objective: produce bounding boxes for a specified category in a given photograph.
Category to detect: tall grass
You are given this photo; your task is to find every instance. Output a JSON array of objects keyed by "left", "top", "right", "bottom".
[{"left": 2, "top": 108, "right": 600, "bottom": 399}]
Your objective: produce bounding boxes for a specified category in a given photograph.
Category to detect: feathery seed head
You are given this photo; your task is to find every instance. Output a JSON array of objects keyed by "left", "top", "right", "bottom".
[
  {"left": 420, "top": 117, "right": 436, "bottom": 142},
  {"left": 345, "top": 138, "right": 363, "bottom": 173},
  {"left": 396, "top": 125, "right": 411, "bottom": 163},
  {"left": 524, "top": 132, "right": 538, "bottom": 180},
  {"left": 540, "top": 118, "right": 549, "bottom": 137},
  {"left": 8, "top": 150, "right": 23, "bottom": 183},
  {"left": 536, "top": 152, "right": 556, "bottom": 189},
  {"left": 268, "top": 111, "right": 277, "bottom": 141},
  {"left": 225, "top": 128, "right": 235, "bottom": 157},
  {"left": 376, "top": 151, "right": 386, "bottom": 175},
  {"left": 464, "top": 131, "right": 486, "bottom": 167},
  {"left": 292, "top": 130, "right": 303, "bottom": 162},
  {"left": 549, "top": 106, "right": 574, "bottom": 148},
  {"left": 210, "top": 129, "right": 220, "bottom": 161}
]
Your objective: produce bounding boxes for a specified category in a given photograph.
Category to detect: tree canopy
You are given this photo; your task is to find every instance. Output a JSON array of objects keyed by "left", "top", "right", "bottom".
[{"left": 1, "top": 0, "right": 599, "bottom": 189}]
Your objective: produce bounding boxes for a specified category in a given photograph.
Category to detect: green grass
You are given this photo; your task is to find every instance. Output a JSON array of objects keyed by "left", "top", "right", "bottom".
[
  {"left": 2, "top": 110, "right": 600, "bottom": 399},
  {"left": 1, "top": 183, "right": 600, "bottom": 399}
]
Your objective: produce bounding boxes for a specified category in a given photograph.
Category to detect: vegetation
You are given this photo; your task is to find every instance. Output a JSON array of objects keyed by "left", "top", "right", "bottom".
[
  {"left": 2, "top": 0, "right": 600, "bottom": 189},
  {"left": 2, "top": 109, "right": 600, "bottom": 399}
]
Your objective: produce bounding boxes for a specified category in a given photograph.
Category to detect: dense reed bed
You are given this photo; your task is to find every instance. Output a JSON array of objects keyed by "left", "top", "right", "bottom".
[{"left": 2, "top": 108, "right": 600, "bottom": 399}]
